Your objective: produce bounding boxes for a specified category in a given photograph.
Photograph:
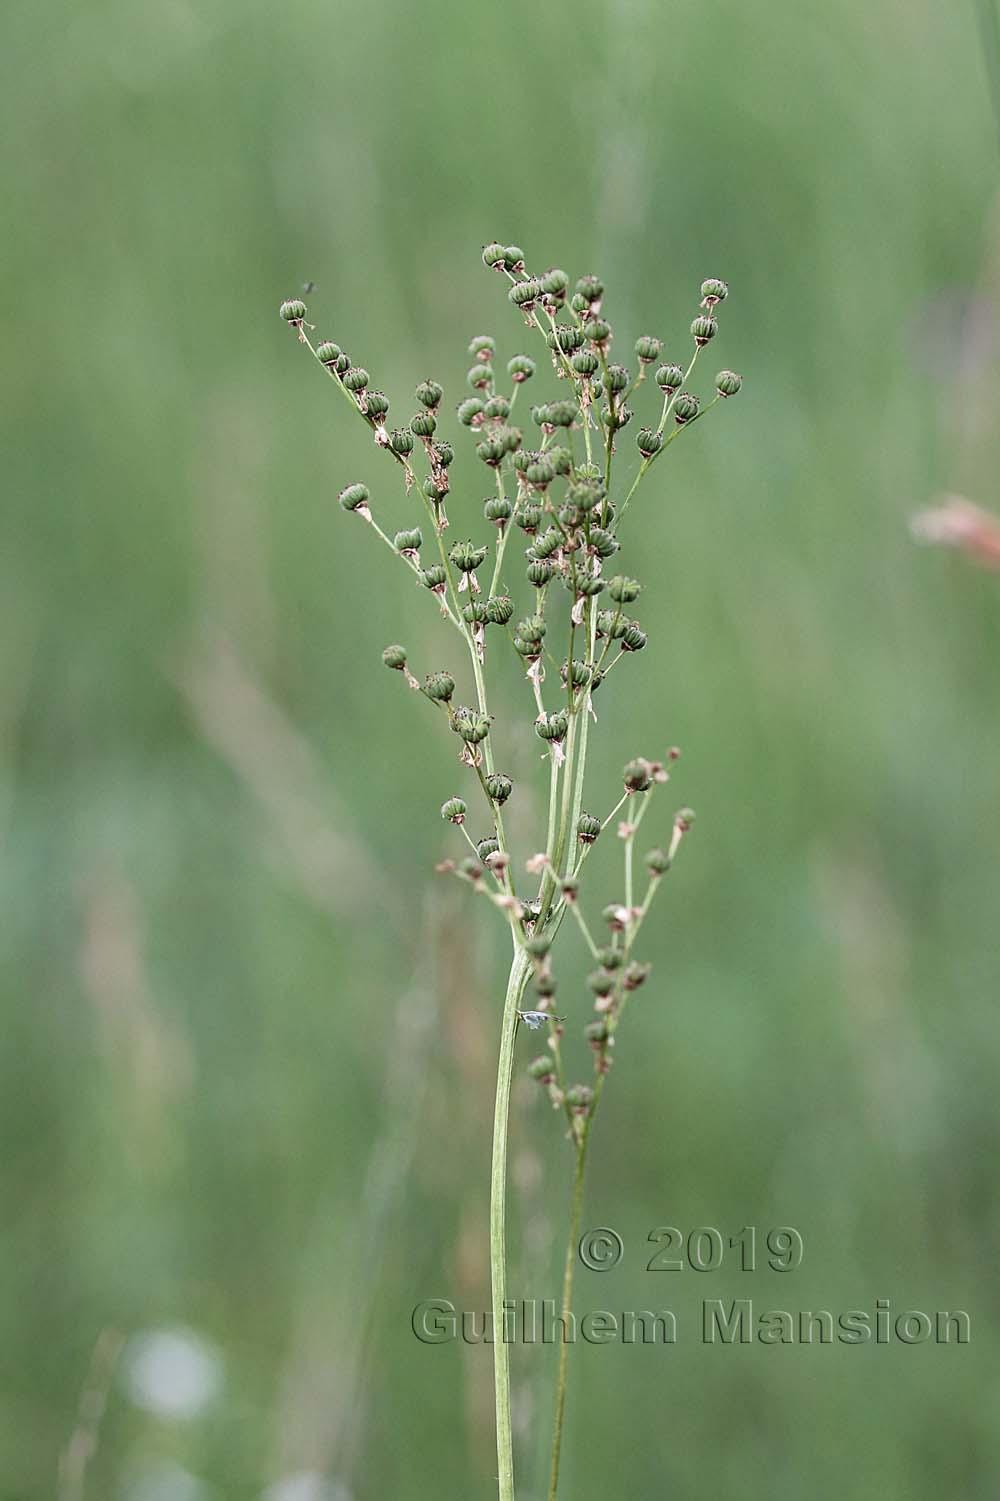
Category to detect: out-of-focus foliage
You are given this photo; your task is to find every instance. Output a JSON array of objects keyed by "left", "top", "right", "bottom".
[{"left": 2, "top": 0, "right": 999, "bottom": 1496}]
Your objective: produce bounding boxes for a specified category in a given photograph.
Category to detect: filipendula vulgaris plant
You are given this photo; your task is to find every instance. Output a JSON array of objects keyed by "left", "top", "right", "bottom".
[{"left": 279, "top": 248, "right": 741, "bottom": 1501}]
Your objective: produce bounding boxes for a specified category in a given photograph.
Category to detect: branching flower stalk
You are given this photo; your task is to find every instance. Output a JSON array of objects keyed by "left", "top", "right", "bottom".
[{"left": 278, "top": 249, "right": 742, "bottom": 1501}]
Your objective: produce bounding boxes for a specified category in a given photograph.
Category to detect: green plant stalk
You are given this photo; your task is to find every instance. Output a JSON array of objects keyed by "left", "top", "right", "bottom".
[
  {"left": 491, "top": 940, "right": 533, "bottom": 1501},
  {"left": 547, "top": 1138, "right": 588, "bottom": 1501},
  {"left": 540, "top": 816, "right": 666, "bottom": 1494}
]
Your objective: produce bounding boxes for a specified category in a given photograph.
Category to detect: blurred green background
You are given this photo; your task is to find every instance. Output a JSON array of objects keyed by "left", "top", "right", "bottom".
[{"left": 4, "top": 0, "right": 1000, "bottom": 1496}]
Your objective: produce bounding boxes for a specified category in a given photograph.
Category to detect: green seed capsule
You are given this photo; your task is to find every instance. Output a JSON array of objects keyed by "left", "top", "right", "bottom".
[
  {"left": 515, "top": 502, "right": 542, "bottom": 533},
  {"left": 575, "top": 275, "right": 604, "bottom": 304},
  {"left": 507, "top": 354, "right": 536, "bottom": 382},
  {"left": 449, "top": 540, "right": 488, "bottom": 573},
  {"left": 527, "top": 559, "right": 555, "bottom": 586},
  {"left": 572, "top": 350, "right": 599, "bottom": 376},
  {"left": 565, "top": 1083, "right": 593, "bottom": 1112},
  {"left": 482, "top": 242, "right": 506, "bottom": 268},
  {"left": 530, "top": 528, "right": 562, "bottom": 560},
  {"left": 453, "top": 707, "right": 491, "bottom": 743},
  {"left": 549, "top": 446, "right": 573, "bottom": 475},
  {"left": 342, "top": 366, "right": 370, "bottom": 392},
  {"left": 469, "top": 335, "right": 496, "bottom": 360},
  {"left": 457, "top": 398, "right": 485, "bottom": 427},
  {"left": 528, "top": 1055, "right": 556, "bottom": 1081},
  {"left": 441, "top": 796, "right": 467, "bottom": 823},
  {"left": 637, "top": 427, "right": 663, "bottom": 458},
  {"left": 526, "top": 934, "right": 551, "bottom": 958},
  {"left": 468, "top": 364, "right": 492, "bottom": 390},
  {"left": 535, "top": 710, "right": 569, "bottom": 742},
  {"left": 585, "top": 1021, "right": 610, "bottom": 1044},
  {"left": 279, "top": 299, "right": 307, "bottom": 322},
  {"left": 433, "top": 440, "right": 454, "bottom": 468},
  {"left": 672, "top": 392, "right": 700, "bottom": 424},
  {"left": 463, "top": 600, "right": 488, "bottom": 625},
  {"left": 588, "top": 528, "right": 619, "bottom": 558},
  {"left": 315, "top": 341, "right": 342, "bottom": 364},
  {"left": 365, "top": 391, "right": 390, "bottom": 418},
  {"left": 573, "top": 576, "right": 607, "bottom": 599},
  {"left": 585, "top": 318, "right": 612, "bottom": 344},
  {"left": 509, "top": 279, "right": 542, "bottom": 309},
  {"left": 546, "top": 324, "right": 584, "bottom": 353},
  {"left": 623, "top": 758, "right": 653, "bottom": 792},
  {"left": 477, "top": 836, "right": 500, "bottom": 861},
  {"left": 483, "top": 394, "right": 511, "bottom": 420},
  {"left": 562, "top": 659, "right": 593, "bottom": 688},
  {"left": 623, "top": 961, "right": 651, "bottom": 990},
  {"left": 389, "top": 428, "right": 415, "bottom": 455},
  {"left": 485, "top": 771, "right": 513, "bottom": 804},
  {"left": 577, "top": 812, "right": 603, "bottom": 843},
  {"left": 394, "top": 528, "right": 423, "bottom": 553},
  {"left": 621, "top": 623, "right": 647, "bottom": 652},
  {"left": 526, "top": 460, "right": 555, "bottom": 490},
  {"left": 541, "top": 267, "right": 570, "bottom": 297},
  {"left": 422, "top": 670, "right": 455, "bottom": 701},
  {"left": 486, "top": 594, "right": 514, "bottom": 626},
  {"left": 484, "top": 496, "right": 513, "bottom": 524},
  {"left": 416, "top": 378, "right": 443, "bottom": 408},
  {"left": 338, "top": 483, "right": 369, "bottom": 512},
  {"left": 646, "top": 847, "right": 671, "bottom": 875},
  {"left": 634, "top": 335, "right": 662, "bottom": 363},
  {"left": 410, "top": 411, "right": 437, "bottom": 438},
  {"left": 476, "top": 438, "right": 506, "bottom": 467},
  {"left": 567, "top": 478, "right": 605, "bottom": 511},
  {"left": 516, "top": 614, "right": 546, "bottom": 643},
  {"left": 596, "top": 609, "right": 627, "bottom": 639},
  {"left": 608, "top": 575, "right": 641, "bottom": 604},
  {"left": 382, "top": 644, "right": 408, "bottom": 670},
  {"left": 655, "top": 363, "right": 684, "bottom": 391},
  {"left": 700, "top": 277, "right": 729, "bottom": 306},
  {"left": 503, "top": 245, "right": 525, "bottom": 270},
  {"left": 419, "top": 564, "right": 447, "bottom": 590},
  {"left": 597, "top": 947, "right": 622, "bottom": 970},
  {"left": 690, "top": 315, "right": 718, "bottom": 346},
  {"left": 588, "top": 969, "right": 615, "bottom": 996},
  {"left": 546, "top": 400, "right": 578, "bottom": 428},
  {"left": 716, "top": 369, "right": 742, "bottom": 397},
  {"left": 603, "top": 363, "right": 629, "bottom": 394}
]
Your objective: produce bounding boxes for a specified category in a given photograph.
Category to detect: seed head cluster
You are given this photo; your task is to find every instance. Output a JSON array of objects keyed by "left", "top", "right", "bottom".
[{"left": 280, "top": 246, "right": 739, "bottom": 1131}]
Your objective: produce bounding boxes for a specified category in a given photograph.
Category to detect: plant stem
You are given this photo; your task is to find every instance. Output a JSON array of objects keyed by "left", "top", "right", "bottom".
[
  {"left": 547, "top": 1138, "right": 588, "bottom": 1501},
  {"left": 491, "top": 940, "right": 533, "bottom": 1501}
]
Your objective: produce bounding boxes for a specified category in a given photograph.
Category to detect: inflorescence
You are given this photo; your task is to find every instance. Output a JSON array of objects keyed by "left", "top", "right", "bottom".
[{"left": 279, "top": 247, "right": 740, "bottom": 1134}]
